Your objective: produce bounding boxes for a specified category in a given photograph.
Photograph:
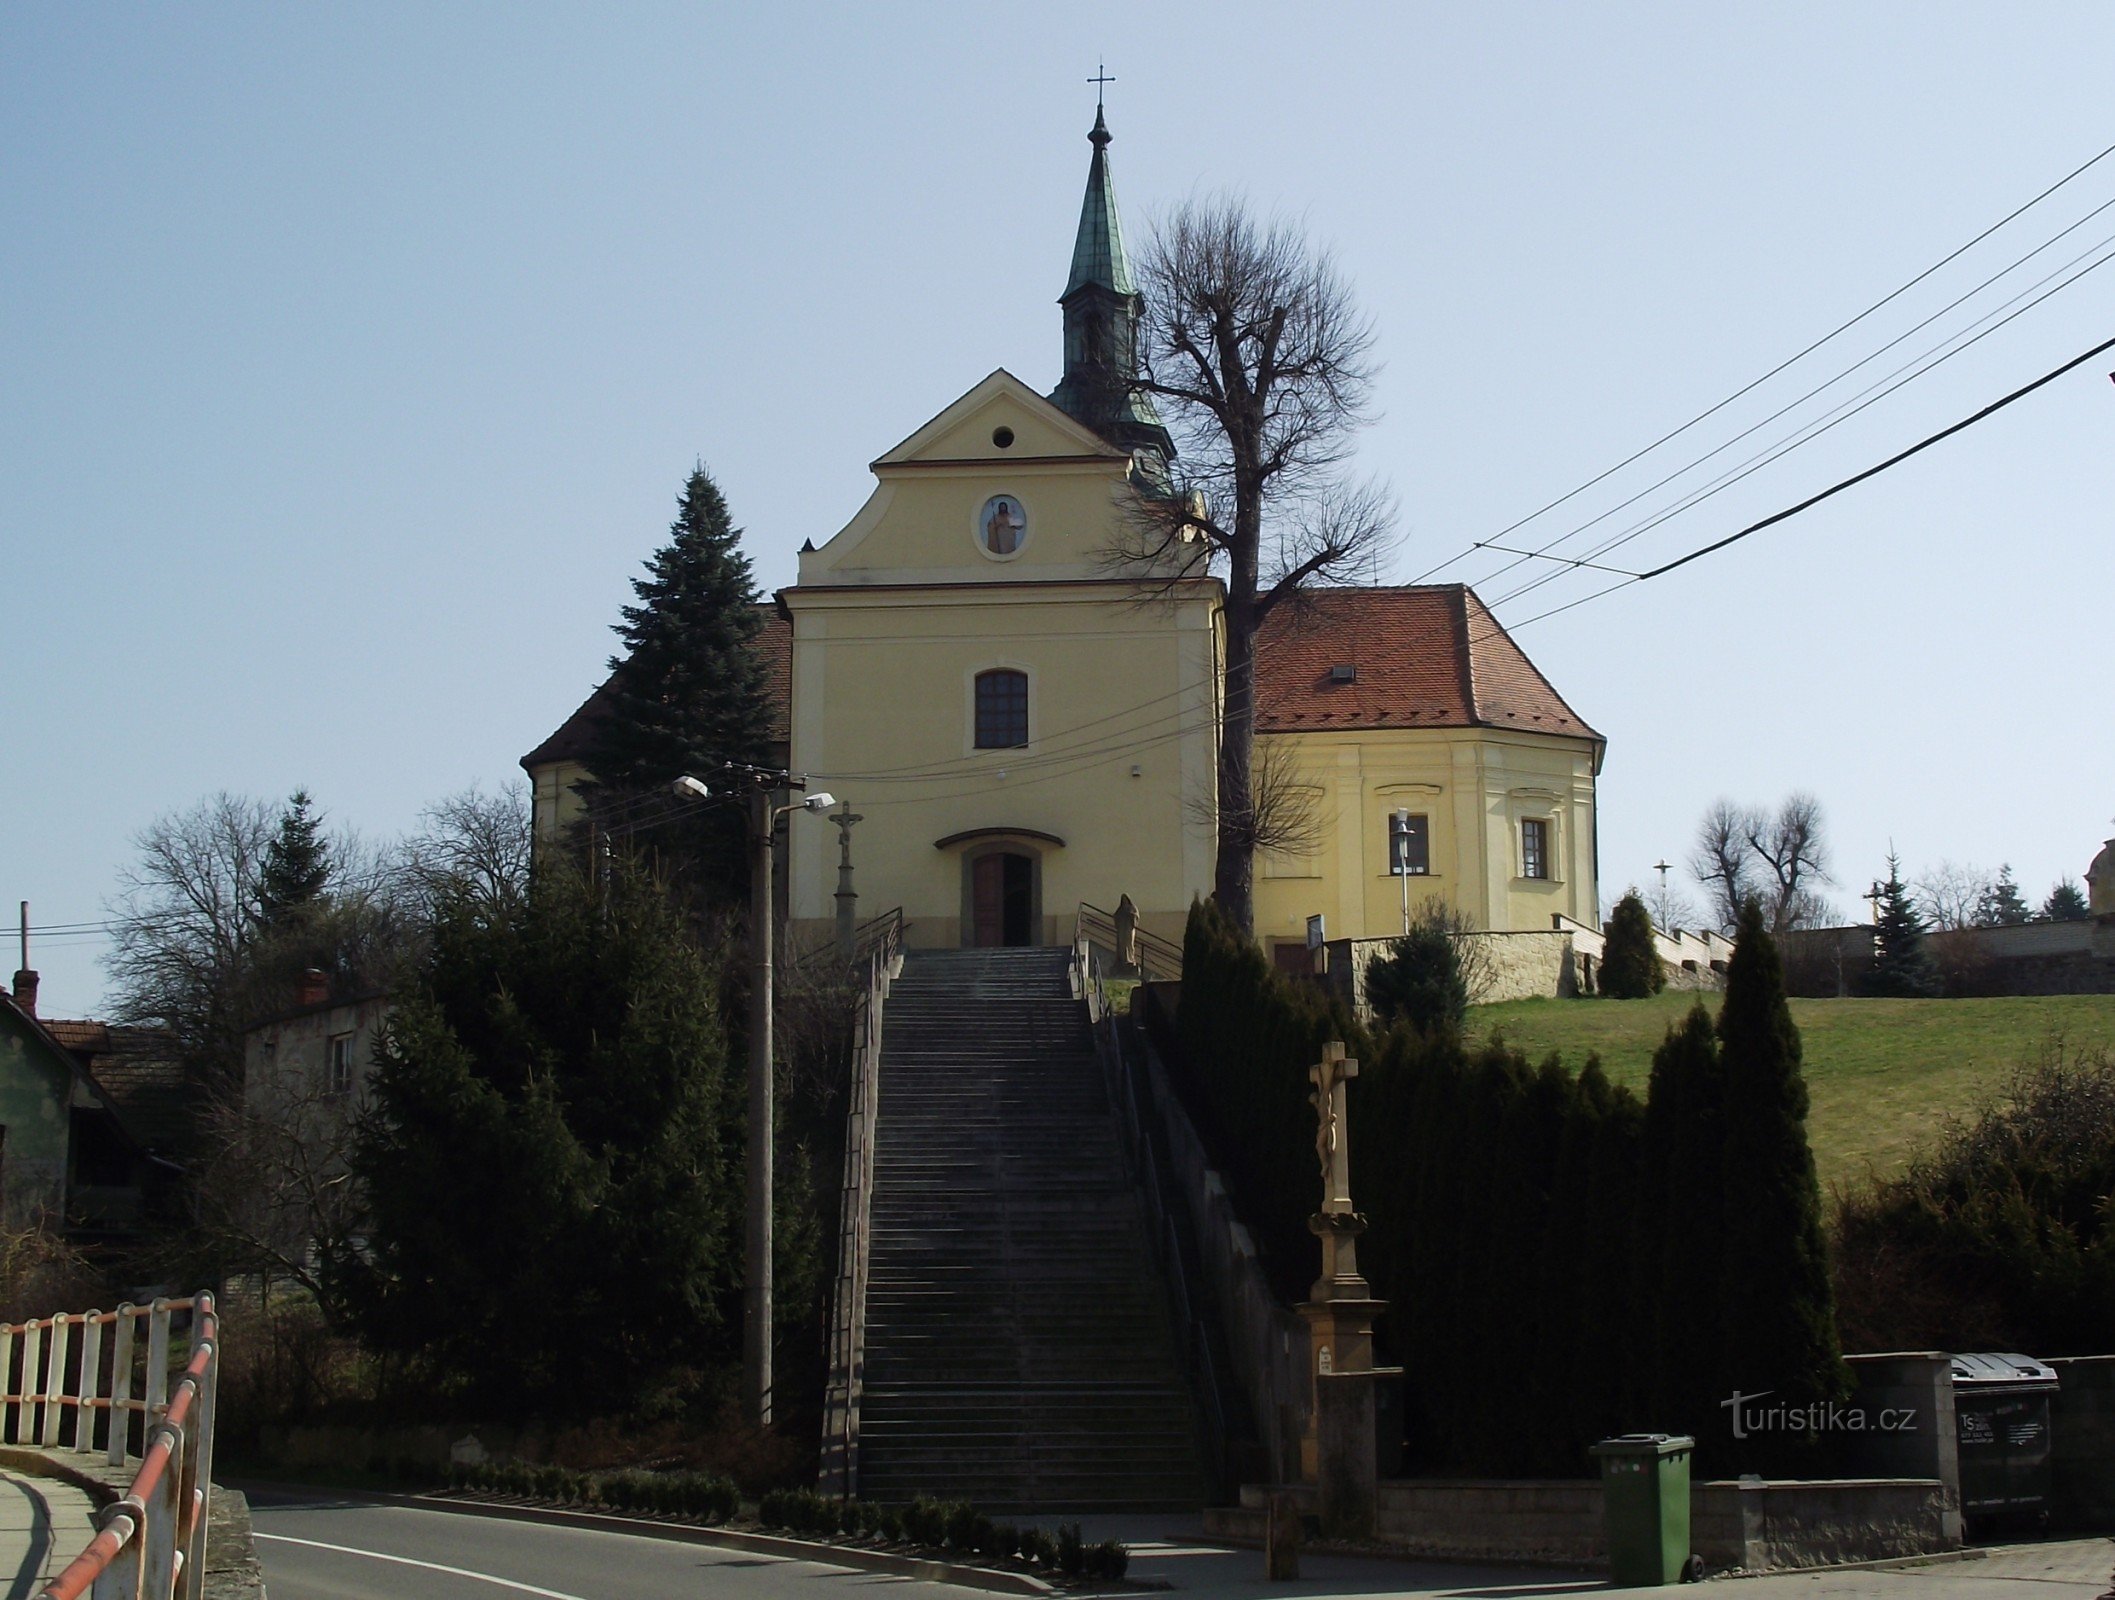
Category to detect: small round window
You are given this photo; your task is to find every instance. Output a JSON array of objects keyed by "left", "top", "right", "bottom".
[
  {"left": 991, "top": 426, "right": 1015, "bottom": 448},
  {"left": 979, "top": 495, "right": 1027, "bottom": 557}
]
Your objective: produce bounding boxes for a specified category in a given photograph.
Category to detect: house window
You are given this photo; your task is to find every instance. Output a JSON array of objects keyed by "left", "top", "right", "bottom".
[
  {"left": 974, "top": 669, "right": 1029, "bottom": 749},
  {"left": 1388, "top": 812, "right": 1430, "bottom": 876},
  {"left": 1522, "top": 818, "right": 1550, "bottom": 881},
  {"left": 327, "top": 1033, "right": 355, "bottom": 1097}
]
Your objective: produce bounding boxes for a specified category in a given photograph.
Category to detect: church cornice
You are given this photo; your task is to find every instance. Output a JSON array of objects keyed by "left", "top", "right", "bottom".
[{"left": 869, "top": 453, "right": 1121, "bottom": 474}]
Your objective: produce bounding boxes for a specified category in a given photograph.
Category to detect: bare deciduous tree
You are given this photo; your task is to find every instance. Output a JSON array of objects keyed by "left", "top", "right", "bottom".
[
  {"left": 400, "top": 781, "right": 534, "bottom": 915},
  {"left": 1688, "top": 793, "right": 1834, "bottom": 935},
  {"left": 1913, "top": 860, "right": 1994, "bottom": 933},
  {"left": 1114, "top": 198, "right": 1393, "bottom": 933}
]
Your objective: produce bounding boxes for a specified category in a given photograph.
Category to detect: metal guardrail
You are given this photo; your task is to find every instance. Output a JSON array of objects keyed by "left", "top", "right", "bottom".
[
  {"left": 1077, "top": 901, "right": 1183, "bottom": 984},
  {"left": 819, "top": 910, "right": 904, "bottom": 1499},
  {"left": 0, "top": 1292, "right": 219, "bottom": 1600},
  {"left": 1072, "top": 929, "right": 1230, "bottom": 1496}
]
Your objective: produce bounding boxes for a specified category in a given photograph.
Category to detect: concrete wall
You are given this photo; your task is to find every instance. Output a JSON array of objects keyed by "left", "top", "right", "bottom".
[
  {"left": 1782, "top": 919, "right": 2115, "bottom": 997},
  {"left": 244, "top": 995, "right": 392, "bottom": 1115},
  {"left": 1841, "top": 1353, "right": 1962, "bottom": 1539},
  {"left": 1693, "top": 1478, "right": 1955, "bottom": 1570},
  {"left": 1374, "top": 1479, "right": 1605, "bottom": 1564},
  {"left": 2048, "top": 1356, "right": 2115, "bottom": 1531}
]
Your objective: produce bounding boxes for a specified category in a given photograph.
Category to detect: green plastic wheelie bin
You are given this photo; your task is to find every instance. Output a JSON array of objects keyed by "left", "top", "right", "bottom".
[{"left": 1590, "top": 1433, "right": 1701, "bottom": 1586}]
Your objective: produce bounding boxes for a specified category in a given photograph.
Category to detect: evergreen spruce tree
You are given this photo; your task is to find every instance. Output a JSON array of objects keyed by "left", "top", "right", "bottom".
[
  {"left": 1576, "top": 1076, "right": 1646, "bottom": 1448},
  {"left": 1975, "top": 865, "right": 2031, "bottom": 927},
  {"left": 1364, "top": 917, "right": 1468, "bottom": 1031},
  {"left": 585, "top": 466, "right": 775, "bottom": 901},
  {"left": 2042, "top": 879, "right": 2090, "bottom": 922},
  {"left": 1861, "top": 853, "right": 1940, "bottom": 997},
  {"left": 1717, "top": 900, "right": 1848, "bottom": 1472},
  {"left": 255, "top": 789, "right": 332, "bottom": 927},
  {"left": 1599, "top": 890, "right": 1666, "bottom": 999}
]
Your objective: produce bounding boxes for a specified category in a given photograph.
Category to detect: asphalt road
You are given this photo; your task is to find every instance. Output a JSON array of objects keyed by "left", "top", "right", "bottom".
[{"left": 246, "top": 1491, "right": 989, "bottom": 1600}]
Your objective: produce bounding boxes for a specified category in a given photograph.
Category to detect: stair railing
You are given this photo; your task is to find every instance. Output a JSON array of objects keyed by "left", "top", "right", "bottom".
[
  {"left": 819, "top": 909, "right": 904, "bottom": 1500},
  {"left": 3, "top": 1293, "right": 220, "bottom": 1600},
  {"left": 1076, "top": 901, "right": 1183, "bottom": 984},
  {"left": 1071, "top": 932, "right": 1231, "bottom": 1496}
]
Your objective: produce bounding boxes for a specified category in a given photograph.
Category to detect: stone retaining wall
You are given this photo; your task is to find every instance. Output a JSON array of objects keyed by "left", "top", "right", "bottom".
[{"left": 1693, "top": 1478, "right": 1954, "bottom": 1571}]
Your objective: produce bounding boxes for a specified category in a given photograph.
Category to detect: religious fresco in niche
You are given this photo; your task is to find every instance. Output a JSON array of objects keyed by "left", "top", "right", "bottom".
[{"left": 980, "top": 495, "right": 1026, "bottom": 555}]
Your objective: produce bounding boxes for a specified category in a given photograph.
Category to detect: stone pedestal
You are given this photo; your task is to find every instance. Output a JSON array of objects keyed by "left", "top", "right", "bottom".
[{"left": 1297, "top": 1209, "right": 1398, "bottom": 1540}]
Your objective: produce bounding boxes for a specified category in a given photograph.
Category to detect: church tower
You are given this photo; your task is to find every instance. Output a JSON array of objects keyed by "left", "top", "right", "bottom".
[{"left": 1048, "top": 104, "right": 1175, "bottom": 466}]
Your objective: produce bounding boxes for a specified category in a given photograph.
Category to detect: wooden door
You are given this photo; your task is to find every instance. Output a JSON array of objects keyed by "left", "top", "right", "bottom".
[{"left": 972, "top": 854, "right": 1007, "bottom": 946}]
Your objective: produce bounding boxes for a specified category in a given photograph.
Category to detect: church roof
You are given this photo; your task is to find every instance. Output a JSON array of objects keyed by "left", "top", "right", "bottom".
[
  {"left": 1063, "top": 106, "right": 1136, "bottom": 298},
  {"left": 1255, "top": 586, "right": 1600, "bottom": 744},
  {"left": 520, "top": 603, "right": 792, "bottom": 771}
]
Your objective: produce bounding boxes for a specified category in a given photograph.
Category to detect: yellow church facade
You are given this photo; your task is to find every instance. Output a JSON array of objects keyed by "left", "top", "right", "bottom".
[{"left": 524, "top": 110, "right": 1603, "bottom": 960}]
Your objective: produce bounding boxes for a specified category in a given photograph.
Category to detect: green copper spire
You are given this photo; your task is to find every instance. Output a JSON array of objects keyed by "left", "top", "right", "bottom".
[
  {"left": 1050, "top": 102, "right": 1172, "bottom": 464},
  {"left": 1063, "top": 105, "right": 1136, "bottom": 297}
]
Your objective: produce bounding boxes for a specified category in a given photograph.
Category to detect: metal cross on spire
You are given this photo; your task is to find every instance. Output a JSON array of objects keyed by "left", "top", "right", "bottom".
[{"left": 1089, "top": 61, "right": 1114, "bottom": 110}]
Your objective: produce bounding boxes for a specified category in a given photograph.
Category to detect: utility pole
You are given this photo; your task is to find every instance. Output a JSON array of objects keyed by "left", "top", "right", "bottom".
[
  {"left": 676, "top": 769, "right": 836, "bottom": 1430},
  {"left": 744, "top": 780, "right": 777, "bottom": 1428}
]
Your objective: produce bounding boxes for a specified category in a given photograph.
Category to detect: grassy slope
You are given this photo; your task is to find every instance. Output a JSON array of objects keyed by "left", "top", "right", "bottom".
[{"left": 1465, "top": 991, "right": 2115, "bottom": 1191}]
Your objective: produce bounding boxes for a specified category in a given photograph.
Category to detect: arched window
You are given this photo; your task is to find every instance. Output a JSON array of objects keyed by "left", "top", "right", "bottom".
[{"left": 974, "top": 669, "right": 1029, "bottom": 749}]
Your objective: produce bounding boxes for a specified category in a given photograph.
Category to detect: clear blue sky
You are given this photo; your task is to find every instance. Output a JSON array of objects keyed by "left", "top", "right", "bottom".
[{"left": 7, "top": 3, "right": 2113, "bottom": 1011}]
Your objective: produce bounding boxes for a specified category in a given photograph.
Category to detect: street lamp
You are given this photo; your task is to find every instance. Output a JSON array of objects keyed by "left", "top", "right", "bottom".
[{"left": 673, "top": 770, "right": 838, "bottom": 1428}]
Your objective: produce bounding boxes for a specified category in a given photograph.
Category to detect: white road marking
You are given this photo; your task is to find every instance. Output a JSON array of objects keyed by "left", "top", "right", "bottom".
[{"left": 253, "top": 1531, "right": 593, "bottom": 1599}]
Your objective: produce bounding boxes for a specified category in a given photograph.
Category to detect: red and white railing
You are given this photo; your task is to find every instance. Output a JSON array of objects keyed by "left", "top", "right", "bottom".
[{"left": 0, "top": 1293, "right": 220, "bottom": 1600}]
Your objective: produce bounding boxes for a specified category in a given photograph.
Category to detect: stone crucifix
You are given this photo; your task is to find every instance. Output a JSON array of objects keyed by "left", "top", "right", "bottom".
[{"left": 1308, "top": 1040, "right": 1358, "bottom": 1217}]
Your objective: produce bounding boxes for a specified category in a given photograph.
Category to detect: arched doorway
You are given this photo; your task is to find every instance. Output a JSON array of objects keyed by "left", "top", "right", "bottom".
[{"left": 936, "top": 828, "right": 1066, "bottom": 948}]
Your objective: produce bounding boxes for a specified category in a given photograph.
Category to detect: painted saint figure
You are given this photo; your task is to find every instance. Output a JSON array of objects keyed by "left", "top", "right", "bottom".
[{"left": 983, "top": 497, "right": 1023, "bottom": 554}]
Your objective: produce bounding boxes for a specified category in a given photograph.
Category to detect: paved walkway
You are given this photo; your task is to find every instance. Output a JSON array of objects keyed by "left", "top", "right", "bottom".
[{"left": 0, "top": 1468, "right": 99, "bottom": 1600}]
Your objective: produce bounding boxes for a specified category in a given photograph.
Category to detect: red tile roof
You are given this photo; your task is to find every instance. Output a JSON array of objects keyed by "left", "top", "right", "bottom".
[
  {"left": 1254, "top": 585, "right": 1599, "bottom": 741},
  {"left": 521, "top": 604, "right": 792, "bottom": 771}
]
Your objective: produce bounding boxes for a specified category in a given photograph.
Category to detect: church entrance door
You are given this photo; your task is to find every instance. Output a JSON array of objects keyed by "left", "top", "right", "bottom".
[{"left": 971, "top": 852, "right": 1037, "bottom": 947}]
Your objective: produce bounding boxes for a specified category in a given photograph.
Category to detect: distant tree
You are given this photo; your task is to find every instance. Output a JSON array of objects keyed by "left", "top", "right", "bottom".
[
  {"left": 1716, "top": 901, "right": 1847, "bottom": 1471},
  {"left": 1644, "top": 874, "right": 1701, "bottom": 936},
  {"left": 1861, "top": 853, "right": 1941, "bottom": 998},
  {"left": 1690, "top": 794, "right": 1832, "bottom": 935},
  {"left": 1974, "top": 865, "right": 2031, "bottom": 928},
  {"left": 255, "top": 790, "right": 333, "bottom": 928},
  {"left": 583, "top": 466, "right": 775, "bottom": 902},
  {"left": 1914, "top": 860, "right": 1993, "bottom": 932},
  {"left": 2041, "top": 879, "right": 2090, "bottom": 923},
  {"left": 1117, "top": 199, "right": 1394, "bottom": 935},
  {"left": 1599, "top": 890, "right": 1665, "bottom": 999},
  {"left": 400, "top": 782, "right": 534, "bottom": 918}
]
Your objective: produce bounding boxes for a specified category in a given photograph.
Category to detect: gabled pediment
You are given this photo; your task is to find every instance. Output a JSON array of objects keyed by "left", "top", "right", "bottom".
[{"left": 873, "top": 370, "right": 1125, "bottom": 468}]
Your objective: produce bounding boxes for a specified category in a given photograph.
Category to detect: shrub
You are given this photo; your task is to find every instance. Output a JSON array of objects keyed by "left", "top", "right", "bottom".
[
  {"left": 1056, "top": 1522, "right": 1084, "bottom": 1575},
  {"left": 944, "top": 1501, "right": 980, "bottom": 1550},
  {"left": 758, "top": 1488, "right": 790, "bottom": 1528},
  {"left": 1019, "top": 1527, "right": 1058, "bottom": 1568},
  {"left": 874, "top": 1504, "right": 904, "bottom": 1542},
  {"left": 1598, "top": 891, "right": 1664, "bottom": 998},
  {"left": 1365, "top": 904, "right": 1473, "bottom": 1029},
  {"left": 1087, "top": 1539, "right": 1130, "bottom": 1580}
]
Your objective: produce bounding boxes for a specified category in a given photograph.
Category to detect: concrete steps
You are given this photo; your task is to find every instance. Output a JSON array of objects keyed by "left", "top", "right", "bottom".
[{"left": 855, "top": 946, "right": 1205, "bottom": 1513}]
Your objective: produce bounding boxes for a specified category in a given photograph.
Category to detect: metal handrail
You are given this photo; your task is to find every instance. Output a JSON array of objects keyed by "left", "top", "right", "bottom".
[
  {"left": 0, "top": 1293, "right": 220, "bottom": 1600},
  {"left": 1077, "top": 901, "right": 1183, "bottom": 984},
  {"left": 819, "top": 908, "right": 904, "bottom": 1499},
  {"left": 849, "top": 906, "right": 904, "bottom": 968}
]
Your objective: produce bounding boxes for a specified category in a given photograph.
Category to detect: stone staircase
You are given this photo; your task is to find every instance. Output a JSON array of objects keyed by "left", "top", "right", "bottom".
[{"left": 855, "top": 946, "right": 1205, "bottom": 1512}]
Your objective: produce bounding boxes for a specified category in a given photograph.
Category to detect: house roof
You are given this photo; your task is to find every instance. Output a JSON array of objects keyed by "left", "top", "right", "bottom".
[
  {"left": 521, "top": 603, "right": 792, "bottom": 772},
  {"left": 0, "top": 996, "right": 159, "bottom": 1157},
  {"left": 46, "top": 1021, "right": 194, "bottom": 1160},
  {"left": 1254, "top": 585, "right": 1600, "bottom": 744}
]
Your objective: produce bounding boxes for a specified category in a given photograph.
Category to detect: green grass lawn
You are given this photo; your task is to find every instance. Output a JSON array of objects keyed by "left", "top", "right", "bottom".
[{"left": 1465, "top": 991, "right": 2115, "bottom": 1191}]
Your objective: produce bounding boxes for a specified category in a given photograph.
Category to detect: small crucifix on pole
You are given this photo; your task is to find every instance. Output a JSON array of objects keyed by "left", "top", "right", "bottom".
[
  {"left": 1308, "top": 1040, "right": 1359, "bottom": 1216},
  {"left": 1089, "top": 62, "right": 1114, "bottom": 107}
]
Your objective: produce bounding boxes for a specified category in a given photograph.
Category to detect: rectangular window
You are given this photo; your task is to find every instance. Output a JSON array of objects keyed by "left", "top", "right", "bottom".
[
  {"left": 327, "top": 1033, "right": 355, "bottom": 1096},
  {"left": 974, "top": 670, "right": 1029, "bottom": 749},
  {"left": 1388, "top": 812, "right": 1430, "bottom": 876},
  {"left": 1522, "top": 818, "right": 1550, "bottom": 880}
]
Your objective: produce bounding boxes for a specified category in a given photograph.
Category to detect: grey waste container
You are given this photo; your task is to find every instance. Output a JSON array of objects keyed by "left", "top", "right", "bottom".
[{"left": 1951, "top": 1352, "right": 2058, "bottom": 1531}]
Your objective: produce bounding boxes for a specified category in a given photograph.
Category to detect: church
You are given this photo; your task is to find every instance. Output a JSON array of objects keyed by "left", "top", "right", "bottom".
[{"left": 525, "top": 111, "right": 1604, "bottom": 969}]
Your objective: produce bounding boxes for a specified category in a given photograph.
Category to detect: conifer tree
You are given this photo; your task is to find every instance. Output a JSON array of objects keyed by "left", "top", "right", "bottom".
[
  {"left": 1599, "top": 890, "right": 1665, "bottom": 999},
  {"left": 1642, "top": 1002, "right": 1726, "bottom": 1435},
  {"left": 255, "top": 789, "right": 332, "bottom": 927},
  {"left": 1975, "top": 865, "right": 2031, "bottom": 927},
  {"left": 1576, "top": 1075, "right": 1646, "bottom": 1448},
  {"left": 1861, "top": 853, "right": 1940, "bottom": 997},
  {"left": 2043, "top": 879, "right": 2090, "bottom": 922},
  {"left": 1717, "top": 901, "right": 1847, "bottom": 1471},
  {"left": 586, "top": 466, "right": 775, "bottom": 900}
]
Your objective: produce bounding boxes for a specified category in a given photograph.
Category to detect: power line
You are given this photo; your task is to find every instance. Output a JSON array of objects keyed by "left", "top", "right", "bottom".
[{"left": 1412, "top": 133, "right": 2115, "bottom": 586}]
